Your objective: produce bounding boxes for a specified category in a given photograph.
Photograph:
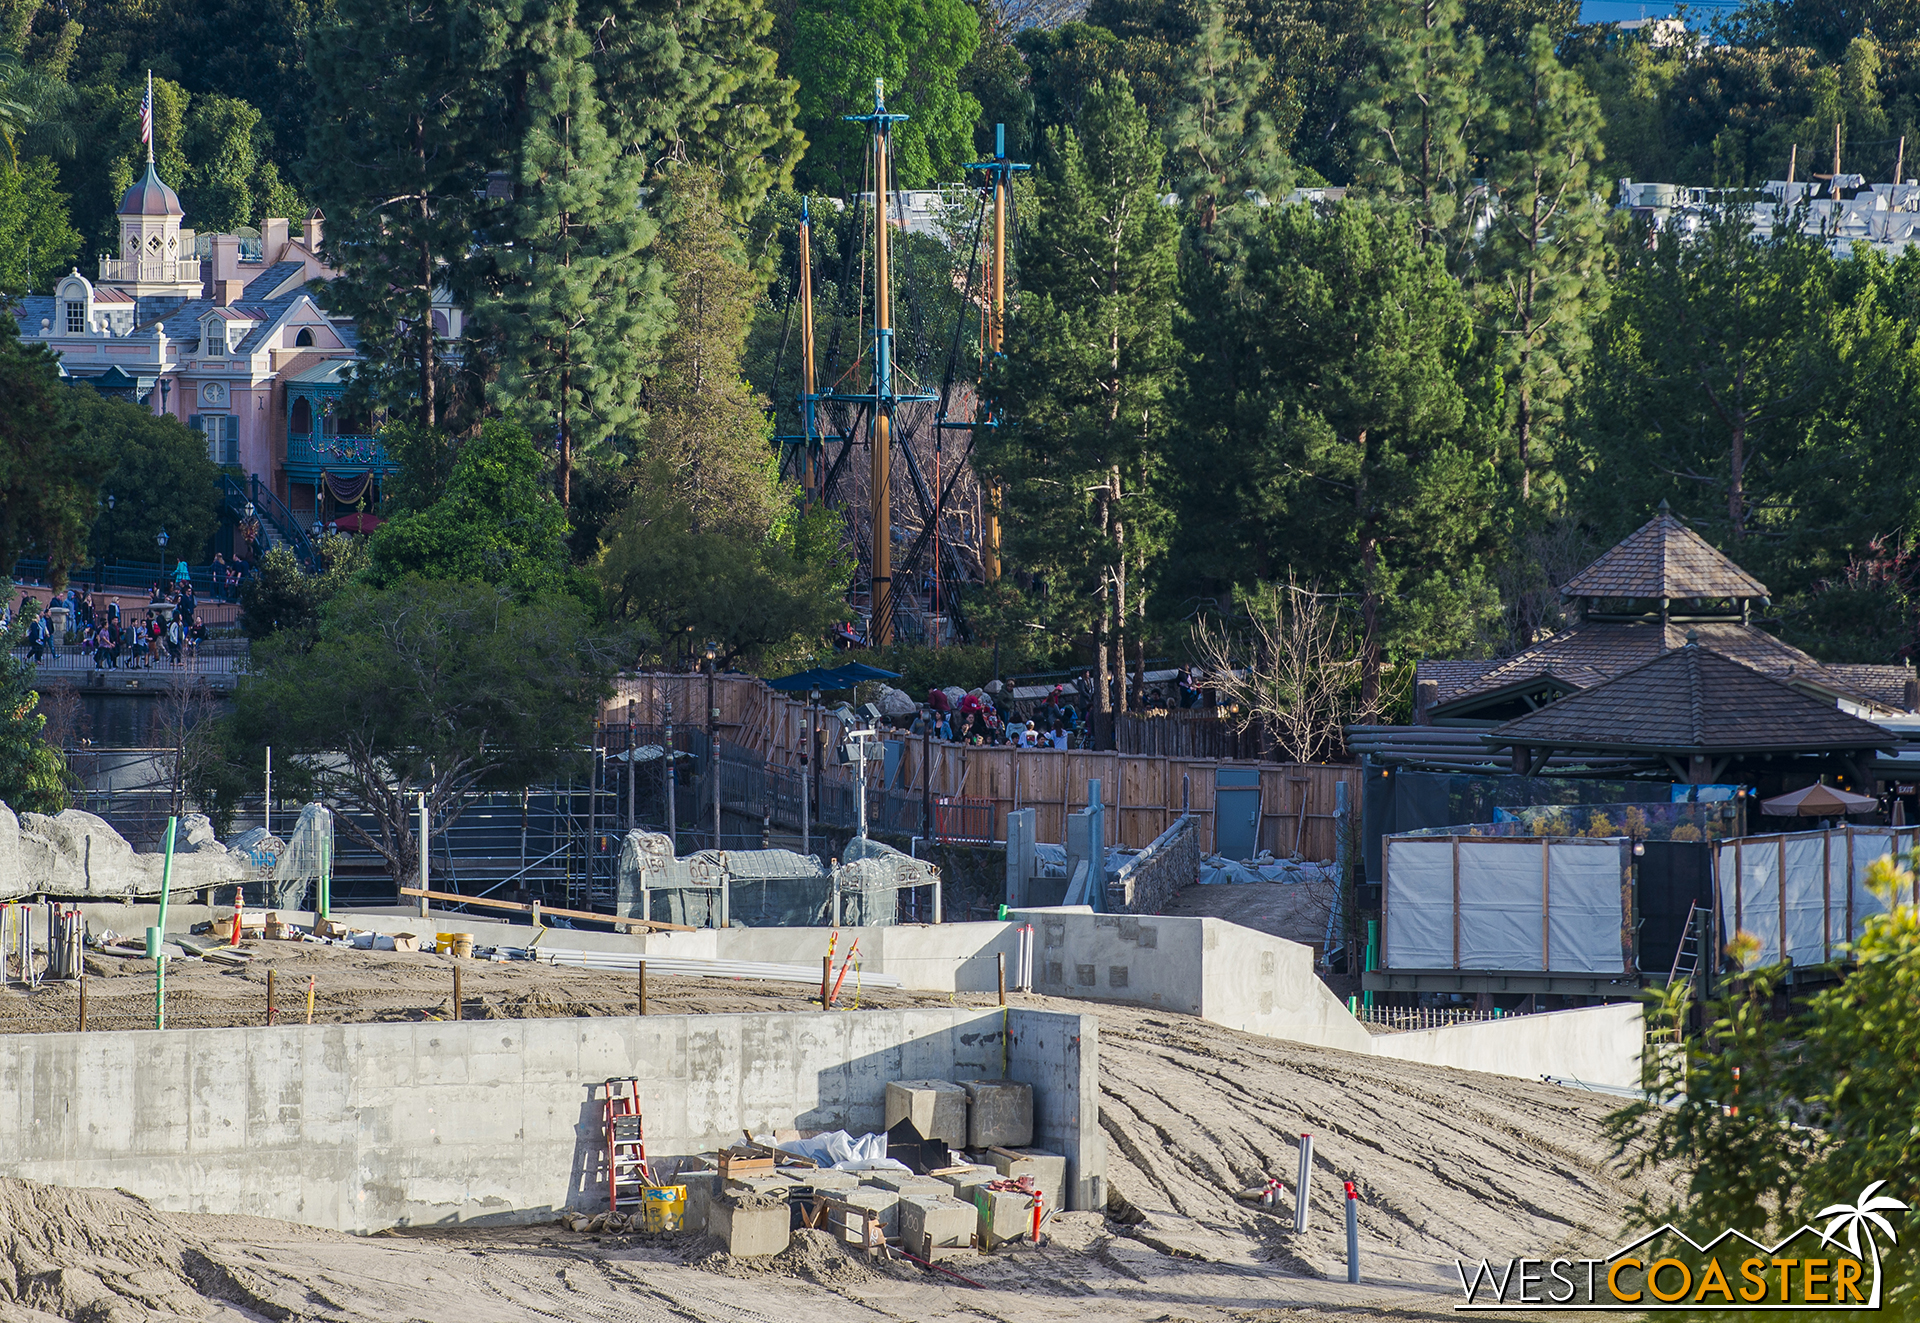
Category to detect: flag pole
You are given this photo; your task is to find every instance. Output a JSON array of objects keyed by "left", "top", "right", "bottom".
[{"left": 146, "top": 70, "right": 153, "bottom": 164}]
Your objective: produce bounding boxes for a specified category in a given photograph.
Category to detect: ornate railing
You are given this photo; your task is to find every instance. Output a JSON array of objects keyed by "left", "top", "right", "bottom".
[
  {"left": 97, "top": 257, "right": 199, "bottom": 284},
  {"left": 286, "top": 433, "right": 393, "bottom": 475}
]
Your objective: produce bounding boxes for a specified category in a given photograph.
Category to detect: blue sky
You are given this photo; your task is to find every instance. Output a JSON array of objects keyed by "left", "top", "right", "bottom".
[{"left": 1577, "top": 0, "right": 1739, "bottom": 25}]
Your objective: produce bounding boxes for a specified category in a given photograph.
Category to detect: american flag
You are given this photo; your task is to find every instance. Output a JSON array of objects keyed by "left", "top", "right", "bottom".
[{"left": 139, "top": 73, "right": 152, "bottom": 148}]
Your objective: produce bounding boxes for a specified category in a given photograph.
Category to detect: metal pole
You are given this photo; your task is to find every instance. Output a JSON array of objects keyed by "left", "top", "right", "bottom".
[
  {"left": 799, "top": 199, "right": 820, "bottom": 499},
  {"left": 150, "top": 816, "right": 177, "bottom": 958},
  {"left": 665, "top": 699, "right": 677, "bottom": 854},
  {"left": 1344, "top": 1181, "right": 1360, "bottom": 1282},
  {"left": 626, "top": 699, "right": 636, "bottom": 830},
  {"left": 588, "top": 719, "right": 599, "bottom": 899},
  {"left": 1294, "top": 1134, "right": 1313, "bottom": 1232},
  {"left": 264, "top": 746, "right": 271, "bottom": 836},
  {"left": 638, "top": 959, "right": 647, "bottom": 1015},
  {"left": 998, "top": 952, "right": 1006, "bottom": 1006},
  {"left": 418, "top": 792, "right": 429, "bottom": 918},
  {"left": 452, "top": 960, "right": 462, "bottom": 1021},
  {"left": 986, "top": 123, "right": 1008, "bottom": 581},
  {"left": 708, "top": 664, "right": 720, "bottom": 850},
  {"left": 869, "top": 81, "right": 895, "bottom": 645}
]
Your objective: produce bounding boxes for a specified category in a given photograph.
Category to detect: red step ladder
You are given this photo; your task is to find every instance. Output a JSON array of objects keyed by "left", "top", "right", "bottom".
[{"left": 602, "top": 1078, "right": 655, "bottom": 1213}]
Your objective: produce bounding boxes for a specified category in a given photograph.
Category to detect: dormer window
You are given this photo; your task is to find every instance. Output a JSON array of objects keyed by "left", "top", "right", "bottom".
[
  {"left": 65, "top": 301, "right": 85, "bottom": 333},
  {"left": 295, "top": 327, "right": 314, "bottom": 347}
]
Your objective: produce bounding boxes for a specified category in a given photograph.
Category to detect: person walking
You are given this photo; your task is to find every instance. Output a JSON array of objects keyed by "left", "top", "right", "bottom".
[{"left": 165, "top": 614, "right": 183, "bottom": 665}]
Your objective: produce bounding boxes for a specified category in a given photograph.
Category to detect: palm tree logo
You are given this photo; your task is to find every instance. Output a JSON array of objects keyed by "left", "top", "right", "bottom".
[{"left": 1815, "top": 1180, "right": 1908, "bottom": 1309}]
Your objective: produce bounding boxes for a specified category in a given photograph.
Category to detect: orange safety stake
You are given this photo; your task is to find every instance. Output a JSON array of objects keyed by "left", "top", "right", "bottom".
[
  {"left": 828, "top": 937, "right": 862, "bottom": 1005},
  {"left": 1031, "top": 1188, "right": 1044, "bottom": 1244},
  {"left": 230, "top": 888, "right": 243, "bottom": 946}
]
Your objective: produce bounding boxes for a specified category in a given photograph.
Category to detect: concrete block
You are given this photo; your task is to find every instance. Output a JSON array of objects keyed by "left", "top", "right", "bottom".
[
  {"left": 900, "top": 1195, "right": 975, "bottom": 1251},
  {"left": 990, "top": 1148, "right": 1066, "bottom": 1213},
  {"left": 962, "top": 1079, "right": 1033, "bottom": 1148},
  {"left": 884, "top": 1079, "right": 970, "bottom": 1147},
  {"left": 724, "top": 1173, "right": 797, "bottom": 1201},
  {"left": 935, "top": 1164, "right": 998, "bottom": 1198},
  {"left": 780, "top": 1167, "right": 859, "bottom": 1195},
  {"left": 839, "top": 1187, "right": 900, "bottom": 1239},
  {"left": 972, "top": 1185, "right": 1033, "bottom": 1249},
  {"left": 682, "top": 1170, "right": 722, "bottom": 1233},
  {"left": 861, "top": 1170, "right": 950, "bottom": 1200},
  {"left": 713, "top": 1197, "right": 791, "bottom": 1257}
]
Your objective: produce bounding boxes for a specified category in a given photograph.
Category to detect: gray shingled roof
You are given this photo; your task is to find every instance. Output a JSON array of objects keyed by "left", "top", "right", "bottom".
[
  {"left": 242, "top": 262, "right": 306, "bottom": 300},
  {"left": 1415, "top": 658, "right": 1501, "bottom": 702},
  {"left": 1486, "top": 645, "right": 1895, "bottom": 755},
  {"left": 1562, "top": 507, "right": 1769, "bottom": 600}
]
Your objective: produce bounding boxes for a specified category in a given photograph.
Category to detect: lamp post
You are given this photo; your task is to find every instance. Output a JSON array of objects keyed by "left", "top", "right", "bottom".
[
  {"left": 96, "top": 493, "right": 115, "bottom": 589},
  {"left": 706, "top": 641, "right": 720, "bottom": 851}
]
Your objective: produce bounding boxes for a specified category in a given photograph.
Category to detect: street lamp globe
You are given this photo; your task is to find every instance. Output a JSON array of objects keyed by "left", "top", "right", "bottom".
[{"left": 156, "top": 528, "right": 169, "bottom": 550}]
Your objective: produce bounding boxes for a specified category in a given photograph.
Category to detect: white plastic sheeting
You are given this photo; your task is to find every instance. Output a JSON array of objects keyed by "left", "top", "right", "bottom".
[
  {"left": 1717, "top": 828, "right": 1920, "bottom": 965},
  {"left": 1382, "top": 834, "right": 1629, "bottom": 973}
]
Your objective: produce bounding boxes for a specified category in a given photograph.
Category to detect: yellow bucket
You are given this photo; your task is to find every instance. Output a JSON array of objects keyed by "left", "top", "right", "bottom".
[
  {"left": 434, "top": 934, "right": 455, "bottom": 954},
  {"left": 450, "top": 933, "right": 474, "bottom": 959},
  {"left": 640, "top": 1185, "right": 685, "bottom": 1232}
]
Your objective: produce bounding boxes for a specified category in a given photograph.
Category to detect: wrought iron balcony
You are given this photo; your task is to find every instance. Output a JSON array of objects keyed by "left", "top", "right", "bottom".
[{"left": 285, "top": 432, "right": 395, "bottom": 478}]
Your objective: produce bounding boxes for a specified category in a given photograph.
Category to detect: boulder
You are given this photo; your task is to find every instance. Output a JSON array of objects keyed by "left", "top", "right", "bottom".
[{"left": 0, "top": 805, "right": 248, "bottom": 901}]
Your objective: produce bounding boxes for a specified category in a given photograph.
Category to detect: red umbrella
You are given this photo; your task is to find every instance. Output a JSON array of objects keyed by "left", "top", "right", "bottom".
[{"left": 332, "top": 512, "right": 384, "bottom": 535}]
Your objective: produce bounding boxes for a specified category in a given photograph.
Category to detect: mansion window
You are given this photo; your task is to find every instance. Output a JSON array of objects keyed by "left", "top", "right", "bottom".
[
  {"left": 191, "top": 415, "right": 239, "bottom": 466},
  {"left": 65, "top": 301, "right": 85, "bottom": 333}
]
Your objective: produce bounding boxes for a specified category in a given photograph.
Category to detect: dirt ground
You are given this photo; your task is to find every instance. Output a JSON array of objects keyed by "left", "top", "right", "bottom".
[{"left": 0, "top": 941, "right": 1670, "bottom": 1322}]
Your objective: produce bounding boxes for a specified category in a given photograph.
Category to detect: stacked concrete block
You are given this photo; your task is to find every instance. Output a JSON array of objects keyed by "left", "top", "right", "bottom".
[
  {"left": 972, "top": 1184, "right": 1034, "bottom": 1249},
  {"left": 712, "top": 1196, "right": 791, "bottom": 1257},
  {"left": 839, "top": 1187, "right": 902, "bottom": 1240},
  {"left": 990, "top": 1148, "right": 1066, "bottom": 1213},
  {"left": 781, "top": 1167, "right": 859, "bottom": 1195},
  {"left": 724, "top": 1172, "right": 798, "bottom": 1202},
  {"left": 935, "top": 1164, "right": 999, "bottom": 1199},
  {"left": 900, "top": 1195, "right": 976, "bottom": 1251},
  {"left": 861, "top": 1170, "right": 951, "bottom": 1201},
  {"left": 962, "top": 1079, "right": 1034, "bottom": 1148},
  {"left": 885, "top": 1079, "right": 970, "bottom": 1148}
]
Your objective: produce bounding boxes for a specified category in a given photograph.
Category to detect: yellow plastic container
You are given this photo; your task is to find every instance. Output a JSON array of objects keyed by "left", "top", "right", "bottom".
[
  {"left": 434, "top": 934, "right": 455, "bottom": 954},
  {"left": 640, "top": 1185, "right": 685, "bottom": 1232},
  {"left": 450, "top": 933, "right": 474, "bottom": 958}
]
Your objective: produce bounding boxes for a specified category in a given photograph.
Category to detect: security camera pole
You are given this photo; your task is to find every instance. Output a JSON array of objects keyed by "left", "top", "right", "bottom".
[{"left": 844, "top": 727, "right": 881, "bottom": 840}]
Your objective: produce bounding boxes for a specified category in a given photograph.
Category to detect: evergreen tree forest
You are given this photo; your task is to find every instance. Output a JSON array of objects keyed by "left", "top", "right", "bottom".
[{"left": 10, "top": 0, "right": 1920, "bottom": 721}]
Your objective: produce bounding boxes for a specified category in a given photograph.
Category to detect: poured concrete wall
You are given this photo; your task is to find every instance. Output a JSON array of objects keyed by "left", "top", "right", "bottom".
[
  {"left": 0, "top": 1006, "right": 1099, "bottom": 1233},
  {"left": 1369, "top": 1001, "right": 1644, "bottom": 1089},
  {"left": 1011, "top": 908, "right": 1374, "bottom": 1053}
]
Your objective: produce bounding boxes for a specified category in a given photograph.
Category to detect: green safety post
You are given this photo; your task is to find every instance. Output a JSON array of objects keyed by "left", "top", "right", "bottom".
[
  {"left": 148, "top": 817, "right": 178, "bottom": 958},
  {"left": 319, "top": 834, "right": 332, "bottom": 920},
  {"left": 1362, "top": 918, "right": 1378, "bottom": 1011}
]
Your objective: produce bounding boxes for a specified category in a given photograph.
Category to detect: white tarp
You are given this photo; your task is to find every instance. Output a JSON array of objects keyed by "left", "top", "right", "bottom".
[
  {"left": 1718, "top": 829, "right": 1920, "bottom": 964},
  {"left": 1383, "top": 835, "right": 1628, "bottom": 973}
]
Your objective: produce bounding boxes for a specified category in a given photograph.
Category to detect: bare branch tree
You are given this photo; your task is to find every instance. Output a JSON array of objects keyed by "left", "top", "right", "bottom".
[{"left": 1190, "top": 572, "right": 1398, "bottom": 763}]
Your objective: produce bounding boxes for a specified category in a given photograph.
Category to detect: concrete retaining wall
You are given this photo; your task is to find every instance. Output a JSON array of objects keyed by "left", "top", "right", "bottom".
[
  {"left": 1011, "top": 907, "right": 1374, "bottom": 1053},
  {"left": 1368, "top": 1001, "right": 1645, "bottom": 1089},
  {"left": 0, "top": 1006, "right": 1100, "bottom": 1233}
]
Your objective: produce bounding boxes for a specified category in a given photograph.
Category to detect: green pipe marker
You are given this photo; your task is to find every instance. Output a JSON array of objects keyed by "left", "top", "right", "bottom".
[{"left": 149, "top": 816, "right": 178, "bottom": 958}]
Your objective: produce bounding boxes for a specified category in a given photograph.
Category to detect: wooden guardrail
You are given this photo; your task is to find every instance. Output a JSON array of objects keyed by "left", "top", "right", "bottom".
[{"left": 398, "top": 886, "right": 694, "bottom": 933}]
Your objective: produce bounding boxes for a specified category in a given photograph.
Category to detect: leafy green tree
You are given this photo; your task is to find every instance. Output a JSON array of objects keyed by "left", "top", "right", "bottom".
[
  {"left": 1174, "top": 203, "right": 1501, "bottom": 703},
  {"left": 0, "top": 153, "right": 78, "bottom": 294},
  {"left": 1349, "top": 0, "right": 1492, "bottom": 258},
  {"left": 228, "top": 578, "right": 621, "bottom": 889},
  {"left": 178, "top": 91, "right": 302, "bottom": 233},
  {"left": 0, "top": 313, "right": 97, "bottom": 585},
  {"left": 983, "top": 77, "right": 1177, "bottom": 741},
  {"left": 237, "top": 533, "right": 370, "bottom": 643},
  {"left": 1609, "top": 855, "right": 1920, "bottom": 1316},
  {"left": 0, "top": 585, "right": 67, "bottom": 813},
  {"left": 789, "top": 0, "right": 982, "bottom": 193},
  {"left": 475, "top": 0, "right": 667, "bottom": 508},
  {"left": 375, "top": 419, "right": 461, "bottom": 518},
  {"left": 1478, "top": 24, "right": 1609, "bottom": 505},
  {"left": 599, "top": 473, "right": 851, "bottom": 668},
  {"left": 367, "top": 420, "right": 577, "bottom": 599},
  {"left": 1018, "top": 22, "right": 1127, "bottom": 143},
  {"left": 68, "top": 383, "right": 220, "bottom": 564}
]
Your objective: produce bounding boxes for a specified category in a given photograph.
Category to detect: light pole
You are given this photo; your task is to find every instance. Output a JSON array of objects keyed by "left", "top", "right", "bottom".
[
  {"left": 805, "top": 685, "right": 821, "bottom": 856},
  {"left": 706, "top": 641, "right": 720, "bottom": 851},
  {"left": 96, "top": 493, "right": 115, "bottom": 589}
]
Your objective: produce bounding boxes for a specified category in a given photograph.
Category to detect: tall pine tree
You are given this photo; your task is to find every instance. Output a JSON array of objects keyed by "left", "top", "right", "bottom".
[
  {"left": 1479, "top": 24, "right": 1608, "bottom": 506},
  {"left": 1160, "top": 2, "right": 1290, "bottom": 243},
  {"left": 983, "top": 77, "right": 1176, "bottom": 743},
  {"left": 1348, "top": 0, "right": 1492, "bottom": 261},
  {"left": 476, "top": 0, "right": 668, "bottom": 508}
]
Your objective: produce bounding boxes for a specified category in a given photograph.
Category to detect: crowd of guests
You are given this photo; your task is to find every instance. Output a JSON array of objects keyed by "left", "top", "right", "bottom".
[
  {"left": 885, "top": 664, "right": 1217, "bottom": 749},
  {"left": 8, "top": 578, "right": 212, "bottom": 670}
]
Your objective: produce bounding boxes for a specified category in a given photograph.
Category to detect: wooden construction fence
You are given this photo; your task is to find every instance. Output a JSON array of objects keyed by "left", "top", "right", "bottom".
[{"left": 605, "top": 674, "right": 1359, "bottom": 859}]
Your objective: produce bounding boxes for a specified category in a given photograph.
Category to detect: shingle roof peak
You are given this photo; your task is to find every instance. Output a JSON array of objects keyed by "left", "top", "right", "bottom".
[{"left": 1561, "top": 509, "right": 1769, "bottom": 601}]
